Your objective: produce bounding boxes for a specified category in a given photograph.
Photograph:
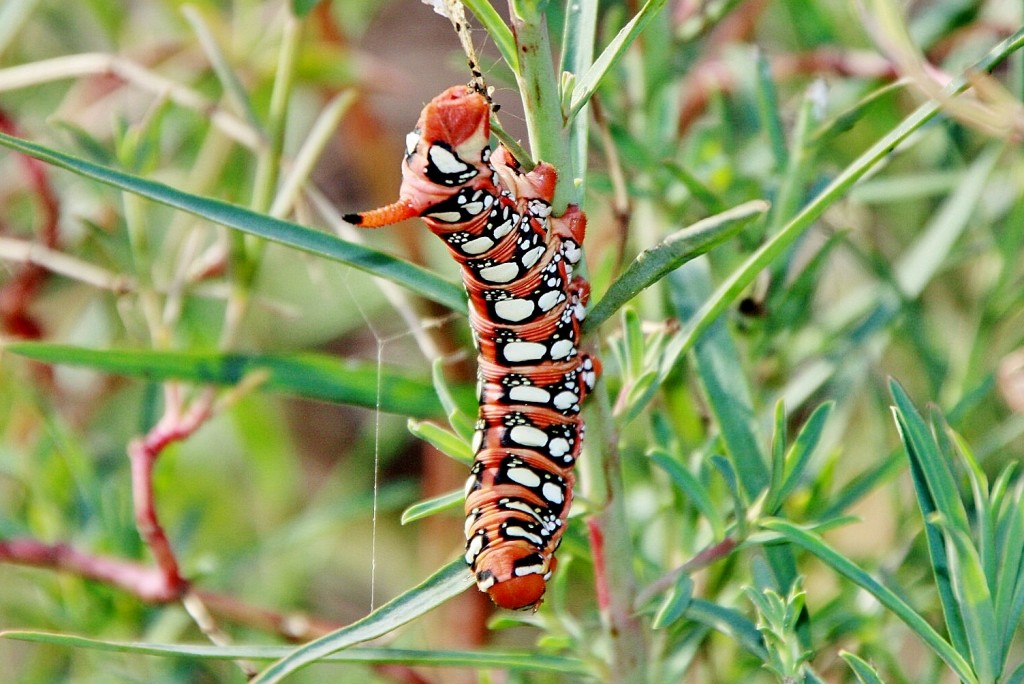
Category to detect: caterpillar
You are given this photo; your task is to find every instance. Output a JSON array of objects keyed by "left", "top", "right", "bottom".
[{"left": 344, "top": 86, "right": 598, "bottom": 610}]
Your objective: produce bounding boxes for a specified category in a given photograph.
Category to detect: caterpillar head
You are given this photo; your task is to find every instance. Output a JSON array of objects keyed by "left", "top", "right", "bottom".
[
  {"left": 403, "top": 86, "right": 492, "bottom": 194},
  {"left": 346, "top": 86, "right": 494, "bottom": 227}
]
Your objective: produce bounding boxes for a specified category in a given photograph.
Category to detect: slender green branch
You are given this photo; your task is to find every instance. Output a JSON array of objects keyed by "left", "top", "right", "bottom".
[{"left": 507, "top": 0, "right": 575, "bottom": 211}]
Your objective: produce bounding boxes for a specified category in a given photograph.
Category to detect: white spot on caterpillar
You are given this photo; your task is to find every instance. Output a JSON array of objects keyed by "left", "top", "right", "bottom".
[
  {"left": 521, "top": 245, "right": 545, "bottom": 269},
  {"left": 464, "top": 474, "right": 477, "bottom": 497},
  {"left": 494, "top": 298, "right": 535, "bottom": 322},
  {"left": 471, "top": 429, "right": 484, "bottom": 453},
  {"left": 464, "top": 510, "right": 479, "bottom": 537},
  {"left": 492, "top": 219, "right": 514, "bottom": 238},
  {"left": 427, "top": 211, "right": 462, "bottom": 222},
  {"left": 502, "top": 499, "right": 543, "bottom": 523},
  {"left": 504, "top": 525, "right": 544, "bottom": 546},
  {"left": 514, "top": 563, "right": 545, "bottom": 577},
  {"left": 476, "top": 573, "right": 496, "bottom": 590},
  {"left": 504, "top": 341, "right": 546, "bottom": 362},
  {"left": 429, "top": 145, "right": 468, "bottom": 174},
  {"left": 563, "top": 241, "right": 582, "bottom": 263},
  {"left": 462, "top": 236, "right": 494, "bottom": 254},
  {"left": 507, "top": 466, "right": 541, "bottom": 488},
  {"left": 510, "top": 425, "right": 548, "bottom": 447},
  {"left": 550, "top": 339, "right": 575, "bottom": 359},
  {"left": 405, "top": 131, "right": 420, "bottom": 156},
  {"left": 548, "top": 437, "right": 571, "bottom": 458},
  {"left": 552, "top": 391, "right": 578, "bottom": 411},
  {"left": 465, "top": 533, "right": 484, "bottom": 564},
  {"left": 479, "top": 262, "right": 519, "bottom": 283},
  {"left": 537, "top": 290, "right": 564, "bottom": 312},
  {"left": 542, "top": 482, "right": 564, "bottom": 505},
  {"left": 463, "top": 201, "right": 483, "bottom": 214},
  {"left": 528, "top": 200, "right": 552, "bottom": 217},
  {"left": 509, "top": 386, "right": 551, "bottom": 404}
]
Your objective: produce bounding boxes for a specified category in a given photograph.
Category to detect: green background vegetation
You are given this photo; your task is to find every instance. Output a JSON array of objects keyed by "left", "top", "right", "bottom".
[{"left": 1, "top": 0, "right": 1024, "bottom": 682}]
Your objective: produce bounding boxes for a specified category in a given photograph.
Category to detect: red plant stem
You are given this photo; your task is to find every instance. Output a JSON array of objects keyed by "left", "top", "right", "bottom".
[
  {"left": 0, "top": 538, "right": 178, "bottom": 603},
  {"left": 587, "top": 518, "right": 611, "bottom": 613},
  {"left": 127, "top": 389, "right": 215, "bottom": 600},
  {"left": 0, "top": 537, "right": 434, "bottom": 683},
  {"left": 0, "top": 109, "right": 61, "bottom": 342}
]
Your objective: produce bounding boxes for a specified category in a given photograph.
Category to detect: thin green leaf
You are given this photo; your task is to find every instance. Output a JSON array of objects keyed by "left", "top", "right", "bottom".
[
  {"left": 684, "top": 598, "right": 767, "bottom": 660},
  {"left": 182, "top": 5, "right": 263, "bottom": 131},
  {"left": 569, "top": 0, "right": 670, "bottom": 120},
  {"left": 0, "top": 131, "right": 467, "bottom": 312},
  {"left": 585, "top": 199, "right": 768, "bottom": 332},
  {"left": 890, "top": 379, "right": 973, "bottom": 657},
  {"left": 461, "top": 0, "right": 517, "bottom": 72},
  {"left": 768, "top": 400, "right": 788, "bottom": 515},
  {"left": 560, "top": 0, "right": 597, "bottom": 180},
  {"left": 669, "top": 259, "right": 769, "bottom": 498},
  {"left": 993, "top": 478, "right": 1024, "bottom": 658},
  {"left": 0, "top": 631, "right": 587, "bottom": 673},
  {"left": 252, "top": 559, "right": 474, "bottom": 683},
  {"left": 762, "top": 518, "right": 977, "bottom": 684},
  {"left": 650, "top": 450, "right": 724, "bottom": 539},
  {"left": 766, "top": 402, "right": 834, "bottom": 514},
  {"left": 652, "top": 575, "right": 694, "bottom": 629},
  {"left": 407, "top": 420, "right": 473, "bottom": 465},
  {"left": 840, "top": 651, "right": 887, "bottom": 684},
  {"left": 754, "top": 48, "right": 787, "bottom": 171},
  {"left": 401, "top": 489, "right": 464, "bottom": 525},
  {"left": 933, "top": 516, "right": 999, "bottom": 683},
  {"left": 663, "top": 161, "right": 728, "bottom": 214},
  {"left": 6, "top": 342, "right": 460, "bottom": 419}
]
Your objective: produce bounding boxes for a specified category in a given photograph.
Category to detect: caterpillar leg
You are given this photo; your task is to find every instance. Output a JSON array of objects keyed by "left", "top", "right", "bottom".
[{"left": 491, "top": 145, "right": 557, "bottom": 205}]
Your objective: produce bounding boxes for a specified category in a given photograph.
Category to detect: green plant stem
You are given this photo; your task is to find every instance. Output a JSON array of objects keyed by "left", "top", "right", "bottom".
[
  {"left": 507, "top": 0, "right": 575, "bottom": 211},
  {"left": 586, "top": 381, "right": 647, "bottom": 684},
  {"left": 506, "top": 3, "right": 645, "bottom": 679},
  {"left": 223, "top": 9, "right": 302, "bottom": 349}
]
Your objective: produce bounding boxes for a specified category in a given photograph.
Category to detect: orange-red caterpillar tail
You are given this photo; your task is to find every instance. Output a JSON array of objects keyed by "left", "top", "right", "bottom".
[{"left": 343, "top": 199, "right": 417, "bottom": 227}]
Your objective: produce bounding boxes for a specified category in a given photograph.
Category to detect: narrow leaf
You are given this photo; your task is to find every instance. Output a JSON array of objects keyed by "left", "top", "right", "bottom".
[
  {"left": 684, "top": 598, "right": 767, "bottom": 660},
  {"left": 0, "top": 131, "right": 467, "bottom": 312},
  {"left": 569, "top": 0, "right": 669, "bottom": 120},
  {"left": 652, "top": 575, "right": 694, "bottom": 629},
  {"left": 935, "top": 517, "right": 1000, "bottom": 683},
  {"left": 401, "top": 489, "right": 464, "bottom": 525},
  {"left": 6, "top": 342, "right": 464, "bottom": 418},
  {"left": 0, "top": 631, "right": 587, "bottom": 673},
  {"left": 252, "top": 560, "right": 474, "bottom": 683},
  {"left": 767, "top": 402, "right": 834, "bottom": 513},
  {"left": 407, "top": 420, "right": 474, "bottom": 465},
  {"left": 840, "top": 651, "right": 887, "bottom": 684},
  {"left": 650, "top": 450, "right": 724, "bottom": 538},
  {"left": 762, "top": 518, "right": 977, "bottom": 684},
  {"left": 890, "top": 379, "right": 972, "bottom": 656},
  {"left": 585, "top": 199, "right": 768, "bottom": 332}
]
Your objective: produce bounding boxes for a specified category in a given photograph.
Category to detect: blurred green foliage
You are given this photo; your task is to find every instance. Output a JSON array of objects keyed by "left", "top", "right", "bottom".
[{"left": 1, "top": 1, "right": 1023, "bottom": 682}]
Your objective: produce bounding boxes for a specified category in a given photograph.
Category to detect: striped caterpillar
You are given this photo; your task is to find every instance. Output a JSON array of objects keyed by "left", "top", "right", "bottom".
[{"left": 344, "top": 86, "right": 598, "bottom": 610}]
